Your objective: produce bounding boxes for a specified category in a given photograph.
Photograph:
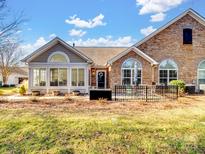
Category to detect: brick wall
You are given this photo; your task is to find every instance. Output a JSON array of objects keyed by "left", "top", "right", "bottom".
[
  {"left": 109, "top": 51, "right": 153, "bottom": 89},
  {"left": 138, "top": 14, "right": 205, "bottom": 84},
  {"left": 109, "top": 14, "right": 205, "bottom": 89}
]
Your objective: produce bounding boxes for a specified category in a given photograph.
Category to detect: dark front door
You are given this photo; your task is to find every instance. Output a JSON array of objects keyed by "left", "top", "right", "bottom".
[{"left": 97, "top": 71, "right": 106, "bottom": 89}]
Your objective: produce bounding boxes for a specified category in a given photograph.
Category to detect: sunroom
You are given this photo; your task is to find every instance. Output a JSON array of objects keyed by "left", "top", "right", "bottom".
[{"left": 22, "top": 37, "right": 92, "bottom": 94}]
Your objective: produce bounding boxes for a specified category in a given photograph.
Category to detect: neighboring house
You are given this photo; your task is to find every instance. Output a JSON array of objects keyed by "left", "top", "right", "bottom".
[
  {"left": 0, "top": 67, "right": 28, "bottom": 86},
  {"left": 22, "top": 9, "right": 205, "bottom": 94}
]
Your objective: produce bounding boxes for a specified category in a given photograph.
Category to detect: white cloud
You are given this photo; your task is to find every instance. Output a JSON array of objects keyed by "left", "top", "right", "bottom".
[
  {"left": 49, "top": 33, "right": 57, "bottom": 38},
  {"left": 65, "top": 14, "right": 106, "bottom": 29},
  {"left": 136, "top": 0, "right": 185, "bottom": 15},
  {"left": 20, "top": 37, "right": 48, "bottom": 54},
  {"left": 140, "top": 26, "right": 156, "bottom": 36},
  {"left": 20, "top": 35, "right": 134, "bottom": 58},
  {"left": 67, "top": 36, "right": 134, "bottom": 47},
  {"left": 150, "top": 12, "right": 166, "bottom": 22},
  {"left": 27, "top": 28, "right": 32, "bottom": 31},
  {"left": 16, "top": 30, "right": 22, "bottom": 34},
  {"left": 136, "top": 0, "right": 185, "bottom": 22},
  {"left": 69, "top": 29, "right": 86, "bottom": 37}
]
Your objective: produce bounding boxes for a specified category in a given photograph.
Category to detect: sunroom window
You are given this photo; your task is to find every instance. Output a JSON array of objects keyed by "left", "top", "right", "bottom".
[
  {"left": 121, "top": 59, "right": 142, "bottom": 85},
  {"left": 72, "top": 68, "right": 85, "bottom": 86},
  {"left": 33, "top": 68, "right": 46, "bottom": 86},
  {"left": 50, "top": 68, "right": 67, "bottom": 86},
  {"left": 159, "top": 59, "right": 178, "bottom": 85}
]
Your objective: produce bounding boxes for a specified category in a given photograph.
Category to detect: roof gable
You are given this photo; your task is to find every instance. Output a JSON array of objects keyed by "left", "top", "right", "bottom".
[
  {"left": 107, "top": 47, "right": 158, "bottom": 66},
  {"left": 22, "top": 37, "right": 93, "bottom": 63},
  {"left": 135, "top": 8, "right": 205, "bottom": 47},
  {"left": 107, "top": 9, "right": 205, "bottom": 65}
]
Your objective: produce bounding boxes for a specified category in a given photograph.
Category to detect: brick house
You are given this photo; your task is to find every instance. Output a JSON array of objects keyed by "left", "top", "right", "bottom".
[{"left": 22, "top": 9, "right": 205, "bottom": 94}]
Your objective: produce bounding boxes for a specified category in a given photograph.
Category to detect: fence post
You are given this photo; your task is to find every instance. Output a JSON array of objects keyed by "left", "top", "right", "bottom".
[
  {"left": 115, "top": 85, "right": 116, "bottom": 101},
  {"left": 145, "top": 86, "right": 148, "bottom": 102},
  {"left": 176, "top": 85, "right": 179, "bottom": 99}
]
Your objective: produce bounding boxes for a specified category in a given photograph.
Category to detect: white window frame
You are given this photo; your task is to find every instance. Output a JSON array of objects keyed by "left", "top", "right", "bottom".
[
  {"left": 197, "top": 60, "right": 205, "bottom": 89},
  {"left": 158, "top": 59, "right": 178, "bottom": 85},
  {"left": 47, "top": 51, "right": 70, "bottom": 63},
  {"left": 50, "top": 68, "right": 68, "bottom": 87},
  {"left": 121, "top": 58, "right": 142, "bottom": 86},
  {"left": 71, "top": 68, "right": 85, "bottom": 87},
  {"left": 32, "top": 68, "right": 47, "bottom": 87}
]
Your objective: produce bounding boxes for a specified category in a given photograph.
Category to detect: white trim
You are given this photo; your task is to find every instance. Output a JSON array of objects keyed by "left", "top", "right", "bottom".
[
  {"left": 22, "top": 37, "right": 93, "bottom": 63},
  {"left": 29, "top": 63, "right": 88, "bottom": 68},
  {"left": 70, "top": 67, "right": 86, "bottom": 87},
  {"left": 107, "top": 47, "right": 158, "bottom": 66},
  {"left": 158, "top": 59, "right": 178, "bottom": 85},
  {"left": 135, "top": 9, "right": 205, "bottom": 47},
  {"left": 96, "top": 70, "right": 107, "bottom": 89},
  {"left": 120, "top": 58, "right": 142, "bottom": 85},
  {"left": 47, "top": 51, "right": 70, "bottom": 63},
  {"left": 49, "top": 68, "right": 68, "bottom": 87},
  {"left": 31, "top": 67, "right": 47, "bottom": 88},
  {"left": 29, "top": 64, "right": 89, "bottom": 93},
  {"left": 197, "top": 60, "right": 205, "bottom": 91}
]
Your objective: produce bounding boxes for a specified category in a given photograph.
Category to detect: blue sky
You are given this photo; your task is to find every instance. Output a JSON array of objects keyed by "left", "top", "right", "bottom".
[{"left": 7, "top": 0, "right": 205, "bottom": 53}]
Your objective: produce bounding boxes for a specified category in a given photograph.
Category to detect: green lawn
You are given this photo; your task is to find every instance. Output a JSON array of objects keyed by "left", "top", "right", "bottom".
[
  {"left": 0, "top": 87, "right": 18, "bottom": 96},
  {"left": 0, "top": 97, "right": 205, "bottom": 153}
]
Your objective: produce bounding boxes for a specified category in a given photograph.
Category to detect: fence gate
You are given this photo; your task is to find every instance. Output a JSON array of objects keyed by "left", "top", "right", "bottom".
[{"left": 114, "top": 85, "right": 178, "bottom": 102}]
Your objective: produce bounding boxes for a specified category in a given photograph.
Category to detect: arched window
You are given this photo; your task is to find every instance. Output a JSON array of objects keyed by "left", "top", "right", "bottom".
[
  {"left": 159, "top": 59, "right": 178, "bottom": 85},
  {"left": 48, "top": 52, "right": 69, "bottom": 63},
  {"left": 198, "top": 60, "right": 205, "bottom": 86},
  {"left": 121, "top": 58, "right": 142, "bottom": 85}
]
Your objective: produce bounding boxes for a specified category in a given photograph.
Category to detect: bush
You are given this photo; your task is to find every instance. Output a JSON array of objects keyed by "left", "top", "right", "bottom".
[
  {"left": 19, "top": 85, "right": 26, "bottom": 95},
  {"left": 21, "top": 80, "right": 28, "bottom": 91},
  {"left": 170, "top": 80, "right": 185, "bottom": 95}
]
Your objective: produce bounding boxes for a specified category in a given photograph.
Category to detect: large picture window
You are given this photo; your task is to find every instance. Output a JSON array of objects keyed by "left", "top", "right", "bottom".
[
  {"left": 198, "top": 61, "right": 205, "bottom": 84},
  {"left": 72, "top": 68, "right": 85, "bottom": 86},
  {"left": 121, "top": 59, "right": 142, "bottom": 85},
  {"left": 33, "top": 68, "right": 46, "bottom": 86},
  {"left": 50, "top": 68, "right": 67, "bottom": 86},
  {"left": 159, "top": 59, "right": 178, "bottom": 85}
]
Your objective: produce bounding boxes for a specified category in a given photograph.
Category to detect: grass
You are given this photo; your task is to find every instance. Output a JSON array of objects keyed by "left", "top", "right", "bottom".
[
  {"left": 0, "top": 96, "right": 205, "bottom": 153},
  {"left": 0, "top": 87, "right": 18, "bottom": 96}
]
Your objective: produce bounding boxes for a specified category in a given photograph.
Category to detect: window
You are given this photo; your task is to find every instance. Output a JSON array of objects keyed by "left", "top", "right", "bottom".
[
  {"left": 50, "top": 68, "right": 67, "bottom": 86},
  {"left": 121, "top": 59, "right": 142, "bottom": 85},
  {"left": 72, "top": 68, "right": 85, "bottom": 86},
  {"left": 49, "top": 52, "right": 68, "bottom": 63},
  {"left": 198, "top": 61, "right": 205, "bottom": 84},
  {"left": 33, "top": 68, "right": 46, "bottom": 86},
  {"left": 159, "top": 59, "right": 178, "bottom": 85},
  {"left": 183, "top": 28, "right": 192, "bottom": 44}
]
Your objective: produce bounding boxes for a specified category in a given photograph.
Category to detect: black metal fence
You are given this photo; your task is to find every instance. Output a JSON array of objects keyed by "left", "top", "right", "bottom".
[{"left": 114, "top": 85, "right": 178, "bottom": 102}]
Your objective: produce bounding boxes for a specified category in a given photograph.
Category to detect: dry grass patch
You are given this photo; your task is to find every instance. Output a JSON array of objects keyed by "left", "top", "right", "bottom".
[{"left": 0, "top": 96, "right": 205, "bottom": 153}]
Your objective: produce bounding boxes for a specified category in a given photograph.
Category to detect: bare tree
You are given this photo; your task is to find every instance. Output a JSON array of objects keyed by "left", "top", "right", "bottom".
[
  {"left": 0, "top": 39, "right": 21, "bottom": 85},
  {"left": 0, "top": 0, "right": 24, "bottom": 44},
  {"left": 0, "top": 0, "right": 24, "bottom": 85}
]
